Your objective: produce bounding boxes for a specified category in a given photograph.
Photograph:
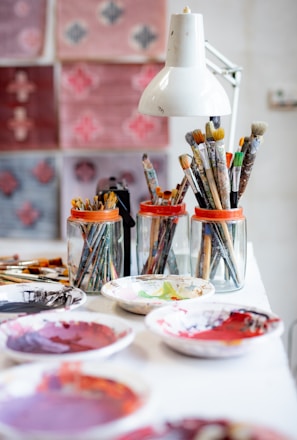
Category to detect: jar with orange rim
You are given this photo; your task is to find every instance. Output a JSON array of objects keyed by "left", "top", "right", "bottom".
[
  {"left": 190, "top": 207, "right": 246, "bottom": 292},
  {"left": 67, "top": 207, "right": 124, "bottom": 293},
  {"left": 136, "top": 200, "right": 190, "bottom": 275}
]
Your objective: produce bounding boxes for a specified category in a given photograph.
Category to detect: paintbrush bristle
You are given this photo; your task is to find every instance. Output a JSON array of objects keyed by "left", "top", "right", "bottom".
[
  {"left": 205, "top": 121, "right": 215, "bottom": 140},
  {"left": 185, "top": 132, "right": 194, "bottom": 146},
  {"left": 212, "top": 127, "right": 225, "bottom": 142},
  {"left": 192, "top": 130, "right": 205, "bottom": 145},
  {"left": 251, "top": 121, "right": 268, "bottom": 136},
  {"left": 179, "top": 154, "right": 191, "bottom": 170}
]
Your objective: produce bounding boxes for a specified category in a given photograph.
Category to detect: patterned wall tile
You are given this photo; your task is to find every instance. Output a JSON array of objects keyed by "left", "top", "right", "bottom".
[
  {"left": 0, "top": 65, "right": 57, "bottom": 151},
  {"left": 0, "top": 154, "right": 59, "bottom": 238},
  {"left": 56, "top": 0, "right": 166, "bottom": 60},
  {"left": 0, "top": 0, "right": 47, "bottom": 59},
  {"left": 59, "top": 62, "right": 168, "bottom": 149}
]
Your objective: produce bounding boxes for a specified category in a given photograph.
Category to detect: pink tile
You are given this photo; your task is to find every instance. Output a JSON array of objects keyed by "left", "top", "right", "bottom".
[
  {"left": 59, "top": 62, "right": 168, "bottom": 149},
  {"left": 0, "top": 0, "right": 47, "bottom": 59},
  {"left": 56, "top": 0, "right": 166, "bottom": 60}
]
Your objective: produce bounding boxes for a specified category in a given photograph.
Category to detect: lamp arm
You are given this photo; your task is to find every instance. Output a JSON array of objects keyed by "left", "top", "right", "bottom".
[{"left": 205, "top": 41, "right": 243, "bottom": 152}]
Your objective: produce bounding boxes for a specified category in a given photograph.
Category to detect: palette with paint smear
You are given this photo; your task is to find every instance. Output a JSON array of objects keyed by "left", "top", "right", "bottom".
[
  {"left": 145, "top": 302, "right": 284, "bottom": 358},
  {"left": 0, "top": 311, "right": 134, "bottom": 363},
  {"left": 100, "top": 274, "right": 215, "bottom": 315},
  {"left": 0, "top": 361, "right": 152, "bottom": 440},
  {"left": 0, "top": 282, "right": 87, "bottom": 320}
]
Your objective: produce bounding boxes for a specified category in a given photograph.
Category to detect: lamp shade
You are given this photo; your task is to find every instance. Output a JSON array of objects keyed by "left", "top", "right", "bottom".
[{"left": 138, "top": 8, "right": 231, "bottom": 117}]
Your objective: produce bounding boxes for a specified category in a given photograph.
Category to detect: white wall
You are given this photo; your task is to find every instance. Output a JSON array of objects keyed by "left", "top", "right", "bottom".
[{"left": 167, "top": 0, "right": 297, "bottom": 366}]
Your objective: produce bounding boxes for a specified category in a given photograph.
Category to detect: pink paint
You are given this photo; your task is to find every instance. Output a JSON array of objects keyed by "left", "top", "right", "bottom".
[{"left": 6, "top": 320, "right": 120, "bottom": 354}]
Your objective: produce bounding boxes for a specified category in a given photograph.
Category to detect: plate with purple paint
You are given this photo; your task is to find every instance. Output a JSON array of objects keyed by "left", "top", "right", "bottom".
[
  {"left": 100, "top": 275, "right": 215, "bottom": 315},
  {"left": 145, "top": 302, "right": 284, "bottom": 358},
  {"left": 0, "top": 361, "right": 152, "bottom": 440},
  {"left": 0, "top": 282, "right": 87, "bottom": 319},
  {"left": 0, "top": 310, "right": 134, "bottom": 363}
]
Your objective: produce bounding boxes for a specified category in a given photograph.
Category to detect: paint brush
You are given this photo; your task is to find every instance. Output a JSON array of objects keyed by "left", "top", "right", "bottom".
[
  {"left": 187, "top": 131, "right": 214, "bottom": 208},
  {"left": 142, "top": 153, "right": 159, "bottom": 204},
  {"left": 230, "top": 151, "right": 244, "bottom": 208},
  {"left": 0, "top": 257, "right": 64, "bottom": 268},
  {"left": 201, "top": 224, "right": 212, "bottom": 280},
  {"left": 238, "top": 121, "right": 268, "bottom": 200},
  {"left": 178, "top": 154, "right": 207, "bottom": 208},
  {"left": 198, "top": 142, "right": 222, "bottom": 209},
  {"left": 213, "top": 127, "right": 231, "bottom": 209},
  {"left": 205, "top": 121, "right": 219, "bottom": 186}
]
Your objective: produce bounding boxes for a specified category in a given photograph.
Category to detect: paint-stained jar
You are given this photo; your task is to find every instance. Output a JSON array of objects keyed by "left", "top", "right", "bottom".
[
  {"left": 136, "top": 201, "right": 190, "bottom": 275},
  {"left": 190, "top": 207, "right": 246, "bottom": 292},
  {"left": 67, "top": 208, "right": 124, "bottom": 293}
]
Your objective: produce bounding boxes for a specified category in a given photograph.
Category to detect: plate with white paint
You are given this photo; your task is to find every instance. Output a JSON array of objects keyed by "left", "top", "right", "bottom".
[
  {"left": 0, "top": 282, "right": 86, "bottom": 320},
  {"left": 100, "top": 275, "right": 215, "bottom": 315},
  {"left": 145, "top": 302, "right": 284, "bottom": 358}
]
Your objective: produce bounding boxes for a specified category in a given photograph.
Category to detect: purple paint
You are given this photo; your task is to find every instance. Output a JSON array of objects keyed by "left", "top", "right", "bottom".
[
  {"left": 0, "top": 370, "right": 141, "bottom": 435},
  {"left": 0, "top": 391, "right": 129, "bottom": 433},
  {"left": 6, "top": 321, "right": 119, "bottom": 354}
]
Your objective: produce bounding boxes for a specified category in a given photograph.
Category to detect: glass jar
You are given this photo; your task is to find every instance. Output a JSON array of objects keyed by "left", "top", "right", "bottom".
[
  {"left": 136, "top": 201, "right": 190, "bottom": 275},
  {"left": 67, "top": 208, "right": 124, "bottom": 293},
  {"left": 190, "top": 207, "right": 246, "bottom": 292}
]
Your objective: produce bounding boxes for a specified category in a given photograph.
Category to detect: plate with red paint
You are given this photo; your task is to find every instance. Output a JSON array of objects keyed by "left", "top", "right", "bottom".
[
  {"left": 0, "top": 361, "right": 152, "bottom": 440},
  {"left": 100, "top": 275, "right": 215, "bottom": 315},
  {"left": 145, "top": 302, "right": 284, "bottom": 358},
  {"left": 0, "top": 311, "right": 134, "bottom": 363}
]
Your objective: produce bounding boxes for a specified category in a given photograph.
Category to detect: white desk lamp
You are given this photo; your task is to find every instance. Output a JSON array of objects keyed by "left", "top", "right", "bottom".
[{"left": 138, "top": 6, "right": 242, "bottom": 151}]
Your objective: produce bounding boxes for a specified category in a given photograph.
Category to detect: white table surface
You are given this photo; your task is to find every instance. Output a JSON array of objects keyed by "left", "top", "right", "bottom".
[{"left": 0, "top": 239, "right": 297, "bottom": 439}]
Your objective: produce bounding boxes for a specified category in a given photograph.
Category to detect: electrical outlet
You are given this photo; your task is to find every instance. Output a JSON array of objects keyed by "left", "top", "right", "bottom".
[{"left": 268, "top": 86, "right": 297, "bottom": 109}]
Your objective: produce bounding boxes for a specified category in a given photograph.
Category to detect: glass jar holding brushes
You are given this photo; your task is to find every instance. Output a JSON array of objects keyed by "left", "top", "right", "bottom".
[
  {"left": 67, "top": 193, "right": 124, "bottom": 294},
  {"left": 137, "top": 154, "right": 190, "bottom": 275},
  {"left": 139, "top": 120, "right": 267, "bottom": 291},
  {"left": 183, "top": 120, "right": 267, "bottom": 292}
]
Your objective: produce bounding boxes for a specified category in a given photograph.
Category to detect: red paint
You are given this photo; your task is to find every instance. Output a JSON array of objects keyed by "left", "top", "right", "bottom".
[{"left": 166, "top": 311, "right": 280, "bottom": 341}]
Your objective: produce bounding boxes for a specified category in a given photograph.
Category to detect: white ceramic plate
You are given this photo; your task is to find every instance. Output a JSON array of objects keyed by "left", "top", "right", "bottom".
[
  {"left": 100, "top": 275, "right": 215, "bottom": 315},
  {"left": 0, "top": 282, "right": 87, "bottom": 320},
  {"left": 145, "top": 302, "right": 284, "bottom": 358},
  {"left": 0, "top": 361, "right": 152, "bottom": 440},
  {"left": 116, "top": 417, "right": 290, "bottom": 440},
  {"left": 0, "top": 310, "right": 134, "bottom": 363}
]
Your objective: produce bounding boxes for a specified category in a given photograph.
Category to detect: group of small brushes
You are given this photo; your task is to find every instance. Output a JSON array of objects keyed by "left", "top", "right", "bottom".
[
  {"left": 180, "top": 120, "right": 268, "bottom": 211},
  {"left": 0, "top": 256, "right": 69, "bottom": 285},
  {"left": 142, "top": 120, "right": 268, "bottom": 211}
]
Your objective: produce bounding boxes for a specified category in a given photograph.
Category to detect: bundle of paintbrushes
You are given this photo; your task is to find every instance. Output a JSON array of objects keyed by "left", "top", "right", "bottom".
[
  {"left": 140, "top": 154, "right": 189, "bottom": 275},
  {"left": 0, "top": 256, "right": 69, "bottom": 285},
  {"left": 68, "top": 192, "right": 123, "bottom": 293},
  {"left": 182, "top": 120, "right": 268, "bottom": 289}
]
